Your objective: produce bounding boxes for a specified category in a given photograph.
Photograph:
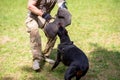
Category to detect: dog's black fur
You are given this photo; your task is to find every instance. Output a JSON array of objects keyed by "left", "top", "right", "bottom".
[{"left": 51, "top": 26, "right": 89, "bottom": 80}]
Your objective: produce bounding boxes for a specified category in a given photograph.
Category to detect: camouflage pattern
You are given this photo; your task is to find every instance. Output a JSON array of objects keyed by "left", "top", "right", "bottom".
[{"left": 25, "top": 0, "right": 65, "bottom": 62}]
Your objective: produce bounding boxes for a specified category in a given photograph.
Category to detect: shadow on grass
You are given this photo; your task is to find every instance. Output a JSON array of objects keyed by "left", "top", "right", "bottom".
[
  {"left": 47, "top": 48, "right": 67, "bottom": 80},
  {"left": 86, "top": 43, "right": 120, "bottom": 80},
  {"left": 1, "top": 77, "right": 14, "bottom": 80},
  {"left": 20, "top": 49, "right": 66, "bottom": 80},
  {"left": 20, "top": 45, "right": 120, "bottom": 80},
  {"left": 21, "top": 49, "right": 58, "bottom": 71},
  {"left": 21, "top": 65, "right": 33, "bottom": 73}
]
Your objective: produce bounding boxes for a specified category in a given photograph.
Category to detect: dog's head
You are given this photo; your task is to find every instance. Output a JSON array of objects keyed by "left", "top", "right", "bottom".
[
  {"left": 57, "top": 26, "right": 68, "bottom": 37},
  {"left": 57, "top": 26, "right": 72, "bottom": 44}
]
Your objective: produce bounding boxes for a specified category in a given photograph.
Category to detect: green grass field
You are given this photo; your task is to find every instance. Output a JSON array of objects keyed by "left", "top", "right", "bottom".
[{"left": 0, "top": 0, "right": 120, "bottom": 80}]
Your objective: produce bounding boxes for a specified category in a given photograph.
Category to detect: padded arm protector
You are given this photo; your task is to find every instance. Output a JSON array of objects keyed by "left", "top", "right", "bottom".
[{"left": 57, "top": 0, "right": 67, "bottom": 9}]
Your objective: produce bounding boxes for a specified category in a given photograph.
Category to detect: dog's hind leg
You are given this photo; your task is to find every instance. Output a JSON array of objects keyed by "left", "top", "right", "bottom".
[
  {"left": 51, "top": 51, "right": 61, "bottom": 70},
  {"left": 64, "top": 66, "right": 76, "bottom": 80},
  {"left": 76, "top": 76, "right": 81, "bottom": 80}
]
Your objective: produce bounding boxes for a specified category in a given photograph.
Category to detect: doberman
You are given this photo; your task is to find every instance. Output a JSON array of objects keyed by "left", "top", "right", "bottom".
[{"left": 51, "top": 26, "right": 89, "bottom": 80}]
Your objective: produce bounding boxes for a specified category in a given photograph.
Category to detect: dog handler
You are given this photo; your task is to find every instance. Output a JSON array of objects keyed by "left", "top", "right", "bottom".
[{"left": 25, "top": 0, "right": 67, "bottom": 71}]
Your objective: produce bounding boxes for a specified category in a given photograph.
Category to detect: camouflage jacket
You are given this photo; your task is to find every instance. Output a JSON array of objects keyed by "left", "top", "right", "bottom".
[{"left": 30, "top": 0, "right": 65, "bottom": 16}]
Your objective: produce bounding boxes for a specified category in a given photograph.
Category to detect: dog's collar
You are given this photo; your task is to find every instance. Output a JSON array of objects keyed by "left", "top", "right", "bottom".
[{"left": 58, "top": 41, "right": 74, "bottom": 52}]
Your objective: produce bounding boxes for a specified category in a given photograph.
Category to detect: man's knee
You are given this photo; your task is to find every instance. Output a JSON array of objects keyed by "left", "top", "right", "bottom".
[{"left": 25, "top": 17, "right": 39, "bottom": 33}]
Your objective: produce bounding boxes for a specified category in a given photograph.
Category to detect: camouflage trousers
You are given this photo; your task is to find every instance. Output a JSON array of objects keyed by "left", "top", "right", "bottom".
[{"left": 25, "top": 16, "right": 57, "bottom": 62}]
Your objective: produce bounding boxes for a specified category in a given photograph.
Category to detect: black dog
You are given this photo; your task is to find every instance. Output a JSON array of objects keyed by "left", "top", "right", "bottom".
[{"left": 51, "top": 26, "right": 89, "bottom": 80}]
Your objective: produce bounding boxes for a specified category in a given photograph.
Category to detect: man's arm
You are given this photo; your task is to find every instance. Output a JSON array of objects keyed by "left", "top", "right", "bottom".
[
  {"left": 27, "top": 0, "right": 43, "bottom": 16},
  {"left": 27, "top": 0, "right": 52, "bottom": 21}
]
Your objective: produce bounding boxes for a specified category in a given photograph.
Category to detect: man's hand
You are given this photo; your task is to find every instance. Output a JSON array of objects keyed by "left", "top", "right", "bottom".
[{"left": 42, "top": 13, "right": 52, "bottom": 21}]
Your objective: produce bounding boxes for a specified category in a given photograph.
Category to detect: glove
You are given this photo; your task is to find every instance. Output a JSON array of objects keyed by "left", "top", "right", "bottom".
[
  {"left": 60, "top": 2, "right": 67, "bottom": 9},
  {"left": 42, "top": 13, "right": 52, "bottom": 21}
]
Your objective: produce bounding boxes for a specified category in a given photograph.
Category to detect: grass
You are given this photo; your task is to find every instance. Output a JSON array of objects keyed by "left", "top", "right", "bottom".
[{"left": 0, "top": 0, "right": 120, "bottom": 80}]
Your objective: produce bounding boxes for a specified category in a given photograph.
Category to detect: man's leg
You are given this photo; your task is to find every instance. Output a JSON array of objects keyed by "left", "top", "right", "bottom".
[
  {"left": 25, "top": 17, "right": 44, "bottom": 71},
  {"left": 43, "top": 37, "right": 57, "bottom": 63},
  {"left": 43, "top": 37, "right": 57, "bottom": 57},
  {"left": 30, "top": 28, "right": 44, "bottom": 71},
  {"left": 38, "top": 16, "right": 57, "bottom": 64}
]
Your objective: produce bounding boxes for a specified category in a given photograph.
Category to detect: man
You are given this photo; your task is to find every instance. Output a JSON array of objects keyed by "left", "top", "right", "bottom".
[{"left": 25, "top": 0, "right": 68, "bottom": 71}]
